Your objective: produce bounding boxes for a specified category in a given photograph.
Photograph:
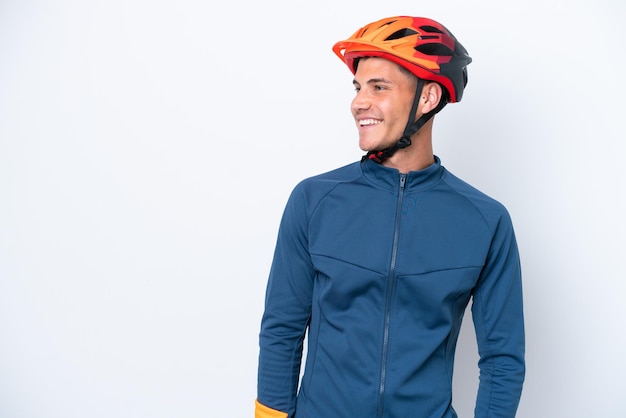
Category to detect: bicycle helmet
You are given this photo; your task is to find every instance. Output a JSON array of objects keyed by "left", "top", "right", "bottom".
[
  {"left": 332, "top": 16, "right": 472, "bottom": 162},
  {"left": 332, "top": 16, "right": 471, "bottom": 103}
]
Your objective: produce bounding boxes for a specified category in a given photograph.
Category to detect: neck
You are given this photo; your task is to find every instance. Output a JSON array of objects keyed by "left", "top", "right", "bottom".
[{"left": 382, "top": 130, "right": 435, "bottom": 174}]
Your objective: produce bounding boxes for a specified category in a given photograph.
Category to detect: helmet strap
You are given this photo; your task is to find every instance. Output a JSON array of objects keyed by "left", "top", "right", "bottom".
[{"left": 362, "top": 79, "right": 447, "bottom": 164}]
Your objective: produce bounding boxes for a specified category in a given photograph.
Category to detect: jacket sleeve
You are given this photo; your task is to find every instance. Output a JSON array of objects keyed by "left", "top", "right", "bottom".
[
  {"left": 257, "top": 184, "right": 314, "bottom": 417},
  {"left": 472, "top": 209, "right": 526, "bottom": 418}
]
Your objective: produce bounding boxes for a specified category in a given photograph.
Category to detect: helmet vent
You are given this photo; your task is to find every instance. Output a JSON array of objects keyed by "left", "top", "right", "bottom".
[
  {"left": 385, "top": 28, "right": 418, "bottom": 41},
  {"left": 419, "top": 25, "right": 445, "bottom": 34},
  {"left": 414, "top": 43, "right": 454, "bottom": 56},
  {"left": 363, "top": 19, "right": 398, "bottom": 36}
]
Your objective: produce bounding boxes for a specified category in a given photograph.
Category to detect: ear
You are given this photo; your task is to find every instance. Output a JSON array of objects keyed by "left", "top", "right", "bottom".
[{"left": 420, "top": 82, "right": 443, "bottom": 114}]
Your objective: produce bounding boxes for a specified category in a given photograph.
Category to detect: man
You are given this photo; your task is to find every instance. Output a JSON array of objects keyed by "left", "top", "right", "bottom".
[{"left": 256, "top": 16, "right": 525, "bottom": 418}]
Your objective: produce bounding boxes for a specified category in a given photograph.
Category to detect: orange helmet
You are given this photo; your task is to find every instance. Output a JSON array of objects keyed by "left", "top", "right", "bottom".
[{"left": 332, "top": 16, "right": 472, "bottom": 103}]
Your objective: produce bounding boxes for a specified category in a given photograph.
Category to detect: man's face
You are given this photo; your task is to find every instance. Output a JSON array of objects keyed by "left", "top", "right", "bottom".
[{"left": 351, "top": 57, "right": 417, "bottom": 152}]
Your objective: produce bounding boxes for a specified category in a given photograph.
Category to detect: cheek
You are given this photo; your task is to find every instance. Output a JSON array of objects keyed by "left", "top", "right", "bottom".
[
  {"left": 402, "top": 94, "right": 418, "bottom": 116},
  {"left": 390, "top": 97, "right": 413, "bottom": 123}
]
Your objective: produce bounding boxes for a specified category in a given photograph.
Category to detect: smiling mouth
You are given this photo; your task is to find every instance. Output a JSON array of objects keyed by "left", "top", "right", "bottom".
[{"left": 359, "top": 119, "right": 382, "bottom": 126}]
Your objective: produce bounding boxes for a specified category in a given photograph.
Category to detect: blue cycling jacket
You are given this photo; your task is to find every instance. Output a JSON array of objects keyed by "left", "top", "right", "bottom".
[{"left": 257, "top": 157, "right": 525, "bottom": 418}]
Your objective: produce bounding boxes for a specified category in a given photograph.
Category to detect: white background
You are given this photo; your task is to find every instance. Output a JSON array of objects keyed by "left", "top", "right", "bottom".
[{"left": 1, "top": 0, "right": 625, "bottom": 417}]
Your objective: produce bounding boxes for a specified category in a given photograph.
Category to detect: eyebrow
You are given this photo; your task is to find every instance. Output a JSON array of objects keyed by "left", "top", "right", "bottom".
[{"left": 353, "top": 77, "right": 393, "bottom": 86}]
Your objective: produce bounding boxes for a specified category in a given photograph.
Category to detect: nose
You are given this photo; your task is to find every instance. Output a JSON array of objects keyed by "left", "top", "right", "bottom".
[{"left": 351, "top": 90, "right": 371, "bottom": 114}]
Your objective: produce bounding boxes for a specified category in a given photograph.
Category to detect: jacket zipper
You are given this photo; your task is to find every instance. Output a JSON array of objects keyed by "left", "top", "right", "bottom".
[{"left": 377, "top": 173, "right": 406, "bottom": 418}]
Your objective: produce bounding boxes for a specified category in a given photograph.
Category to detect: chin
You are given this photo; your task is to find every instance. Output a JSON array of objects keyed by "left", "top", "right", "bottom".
[
  {"left": 360, "top": 140, "right": 390, "bottom": 152},
  {"left": 359, "top": 138, "right": 379, "bottom": 152}
]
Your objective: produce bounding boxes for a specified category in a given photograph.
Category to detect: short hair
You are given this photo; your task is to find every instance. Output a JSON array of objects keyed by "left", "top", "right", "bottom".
[{"left": 353, "top": 56, "right": 416, "bottom": 82}]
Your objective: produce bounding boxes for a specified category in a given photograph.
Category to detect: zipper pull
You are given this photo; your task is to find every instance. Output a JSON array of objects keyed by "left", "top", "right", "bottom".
[{"left": 400, "top": 174, "right": 406, "bottom": 189}]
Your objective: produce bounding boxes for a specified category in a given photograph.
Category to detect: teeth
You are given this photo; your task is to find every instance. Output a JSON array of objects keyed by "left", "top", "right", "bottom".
[{"left": 359, "top": 119, "right": 381, "bottom": 126}]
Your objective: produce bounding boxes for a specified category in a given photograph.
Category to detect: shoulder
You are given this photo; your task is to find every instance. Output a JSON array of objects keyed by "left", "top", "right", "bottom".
[
  {"left": 292, "top": 161, "right": 363, "bottom": 196},
  {"left": 302, "top": 161, "right": 362, "bottom": 183},
  {"left": 440, "top": 168, "right": 513, "bottom": 228},
  {"left": 279, "top": 161, "right": 362, "bottom": 216}
]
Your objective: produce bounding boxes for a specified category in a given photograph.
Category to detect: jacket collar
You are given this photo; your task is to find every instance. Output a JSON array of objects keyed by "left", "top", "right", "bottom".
[{"left": 361, "top": 155, "right": 444, "bottom": 192}]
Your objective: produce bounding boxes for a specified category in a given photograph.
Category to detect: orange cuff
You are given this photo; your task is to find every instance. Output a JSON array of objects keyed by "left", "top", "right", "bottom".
[{"left": 255, "top": 399, "right": 288, "bottom": 418}]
